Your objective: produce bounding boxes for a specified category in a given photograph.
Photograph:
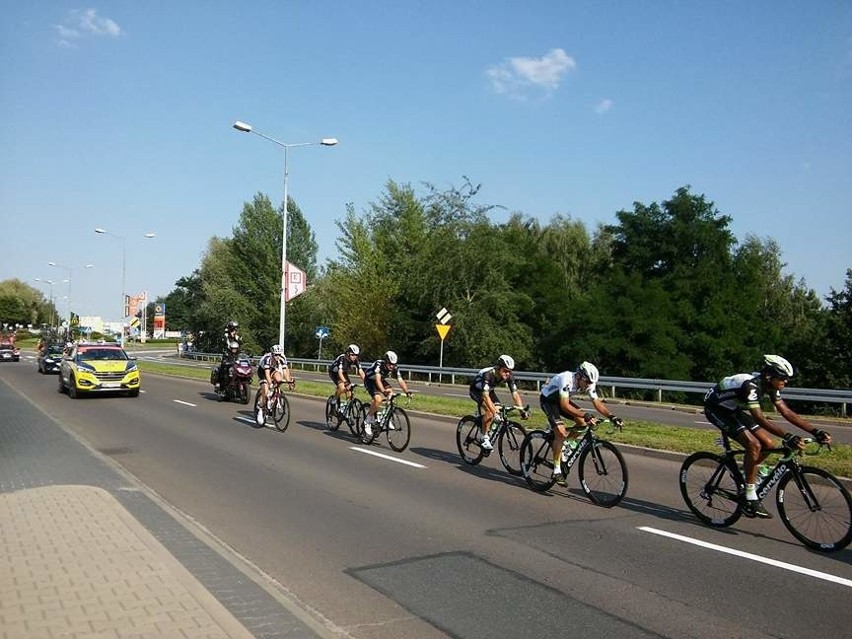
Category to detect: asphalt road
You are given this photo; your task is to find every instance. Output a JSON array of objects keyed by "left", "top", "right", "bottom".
[{"left": 3, "top": 357, "right": 851, "bottom": 639}]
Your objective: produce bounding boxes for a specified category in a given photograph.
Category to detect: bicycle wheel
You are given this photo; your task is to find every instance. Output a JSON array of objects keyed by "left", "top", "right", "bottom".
[
  {"left": 343, "top": 397, "right": 366, "bottom": 437},
  {"left": 456, "top": 416, "right": 485, "bottom": 465},
  {"left": 386, "top": 407, "right": 412, "bottom": 452},
  {"left": 578, "top": 440, "right": 628, "bottom": 507},
  {"left": 497, "top": 421, "right": 526, "bottom": 476},
  {"left": 776, "top": 466, "right": 852, "bottom": 552},
  {"left": 521, "top": 430, "right": 556, "bottom": 492},
  {"left": 679, "top": 452, "right": 742, "bottom": 527},
  {"left": 325, "top": 396, "right": 341, "bottom": 431},
  {"left": 272, "top": 393, "right": 290, "bottom": 432}
]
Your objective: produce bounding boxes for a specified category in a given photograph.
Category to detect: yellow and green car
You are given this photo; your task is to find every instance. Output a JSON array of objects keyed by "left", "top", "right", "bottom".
[{"left": 58, "top": 343, "right": 141, "bottom": 398}]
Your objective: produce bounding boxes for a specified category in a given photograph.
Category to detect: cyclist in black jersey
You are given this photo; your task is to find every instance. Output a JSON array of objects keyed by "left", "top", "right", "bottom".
[
  {"left": 468, "top": 355, "right": 529, "bottom": 451},
  {"left": 362, "top": 350, "right": 412, "bottom": 438},
  {"left": 703, "top": 354, "right": 831, "bottom": 518},
  {"left": 328, "top": 344, "right": 365, "bottom": 412}
]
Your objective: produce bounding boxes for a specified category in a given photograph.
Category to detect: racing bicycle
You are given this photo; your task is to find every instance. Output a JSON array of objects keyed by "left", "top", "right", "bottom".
[
  {"left": 325, "top": 384, "right": 363, "bottom": 437},
  {"left": 520, "top": 418, "right": 628, "bottom": 507},
  {"left": 456, "top": 404, "right": 528, "bottom": 477},
  {"left": 357, "top": 391, "right": 412, "bottom": 451},
  {"left": 253, "top": 379, "right": 293, "bottom": 432},
  {"left": 679, "top": 434, "right": 852, "bottom": 552}
]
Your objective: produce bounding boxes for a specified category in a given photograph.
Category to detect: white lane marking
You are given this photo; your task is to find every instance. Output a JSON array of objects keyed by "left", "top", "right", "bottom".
[
  {"left": 235, "top": 416, "right": 277, "bottom": 429},
  {"left": 350, "top": 447, "right": 426, "bottom": 468},
  {"left": 639, "top": 526, "right": 852, "bottom": 588},
  {"left": 695, "top": 420, "right": 712, "bottom": 425},
  {"left": 173, "top": 399, "right": 197, "bottom": 407}
]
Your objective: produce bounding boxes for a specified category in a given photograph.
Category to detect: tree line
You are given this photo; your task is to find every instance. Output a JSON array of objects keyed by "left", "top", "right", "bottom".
[{"left": 4, "top": 181, "right": 850, "bottom": 396}]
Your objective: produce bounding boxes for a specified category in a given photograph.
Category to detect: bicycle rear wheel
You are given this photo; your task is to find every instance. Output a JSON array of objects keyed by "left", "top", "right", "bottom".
[
  {"left": 497, "top": 421, "right": 526, "bottom": 476},
  {"left": 578, "top": 440, "right": 628, "bottom": 507},
  {"left": 776, "top": 466, "right": 852, "bottom": 552},
  {"left": 325, "top": 396, "right": 341, "bottom": 431},
  {"left": 386, "top": 407, "right": 411, "bottom": 452},
  {"left": 456, "top": 416, "right": 485, "bottom": 465},
  {"left": 521, "top": 430, "right": 556, "bottom": 492},
  {"left": 272, "top": 393, "right": 290, "bottom": 432},
  {"left": 679, "top": 452, "right": 742, "bottom": 527}
]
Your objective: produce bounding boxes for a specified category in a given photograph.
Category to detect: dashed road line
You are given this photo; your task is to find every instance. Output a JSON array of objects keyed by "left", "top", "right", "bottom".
[
  {"left": 173, "top": 399, "right": 196, "bottom": 407},
  {"left": 349, "top": 446, "right": 426, "bottom": 468}
]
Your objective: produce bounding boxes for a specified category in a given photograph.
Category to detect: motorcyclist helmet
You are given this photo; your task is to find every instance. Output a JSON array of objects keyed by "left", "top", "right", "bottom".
[
  {"left": 578, "top": 361, "right": 600, "bottom": 384},
  {"left": 271, "top": 344, "right": 284, "bottom": 355},
  {"left": 228, "top": 340, "right": 240, "bottom": 351},
  {"left": 762, "top": 354, "right": 793, "bottom": 380},
  {"left": 496, "top": 354, "right": 515, "bottom": 371},
  {"left": 347, "top": 344, "right": 360, "bottom": 356},
  {"left": 385, "top": 350, "right": 398, "bottom": 366}
]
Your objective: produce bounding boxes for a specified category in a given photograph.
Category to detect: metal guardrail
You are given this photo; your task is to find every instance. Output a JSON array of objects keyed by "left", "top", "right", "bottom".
[{"left": 177, "top": 350, "right": 851, "bottom": 416}]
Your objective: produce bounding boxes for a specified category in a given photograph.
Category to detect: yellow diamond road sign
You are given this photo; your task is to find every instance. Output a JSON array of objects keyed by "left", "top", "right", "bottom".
[{"left": 436, "top": 323, "right": 451, "bottom": 340}]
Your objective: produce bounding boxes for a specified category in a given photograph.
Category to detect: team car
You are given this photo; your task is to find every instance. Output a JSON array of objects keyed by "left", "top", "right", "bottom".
[
  {"left": 37, "top": 343, "right": 66, "bottom": 374},
  {"left": 0, "top": 339, "right": 20, "bottom": 362},
  {"left": 58, "top": 342, "right": 141, "bottom": 398}
]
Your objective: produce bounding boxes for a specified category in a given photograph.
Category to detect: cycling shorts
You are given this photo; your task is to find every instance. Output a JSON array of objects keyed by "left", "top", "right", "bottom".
[{"left": 704, "top": 404, "right": 758, "bottom": 437}]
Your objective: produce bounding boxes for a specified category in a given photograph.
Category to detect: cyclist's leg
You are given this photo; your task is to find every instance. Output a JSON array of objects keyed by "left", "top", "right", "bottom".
[{"left": 540, "top": 397, "right": 566, "bottom": 477}]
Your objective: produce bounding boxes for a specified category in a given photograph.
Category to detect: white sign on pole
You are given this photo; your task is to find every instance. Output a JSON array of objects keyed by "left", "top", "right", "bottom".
[{"left": 285, "top": 262, "right": 307, "bottom": 301}]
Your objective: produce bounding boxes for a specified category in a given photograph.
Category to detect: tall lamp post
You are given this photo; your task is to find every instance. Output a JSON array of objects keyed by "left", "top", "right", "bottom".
[
  {"left": 95, "top": 229, "right": 155, "bottom": 347},
  {"left": 232, "top": 120, "right": 337, "bottom": 348},
  {"left": 48, "top": 262, "right": 93, "bottom": 337},
  {"left": 34, "top": 278, "right": 56, "bottom": 330}
]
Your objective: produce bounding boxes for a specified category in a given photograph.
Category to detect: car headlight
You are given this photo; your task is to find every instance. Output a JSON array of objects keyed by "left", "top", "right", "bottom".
[
  {"left": 77, "top": 362, "right": 96, "bottom": 373},
  {"left": 126, "top": 360, "right": 138, "bottom": 372}
]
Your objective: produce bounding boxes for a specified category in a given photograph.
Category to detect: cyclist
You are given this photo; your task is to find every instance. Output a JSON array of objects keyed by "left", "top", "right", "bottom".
[
  {"left": 254, "top": 344, "right": 294, "bottom": 425},
  {"left": 363, "top": 350, "right": 412, "bottom": 438},
  {"left": 215, "top": 320, "right": 242, "bottom": 390},
  {"left": 469, "top": 355, "right": 529, "bottom": 451},
  {"left": 328, "top": 344, "right": 365, "bottom": 413},
  {"left": 540, "top": 362, "right": 623, "bottom": 486},
  {"left": 703, "top": 354, "right": 832, "bottom": 519}
]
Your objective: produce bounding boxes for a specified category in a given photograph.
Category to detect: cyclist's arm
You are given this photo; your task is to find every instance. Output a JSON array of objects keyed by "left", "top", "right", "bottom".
[
  {"left": 591, "top": 397, "right": 614, "bottom": 420},
  {"left": 747, "top": 404, "right": 787, "bottom": 438},
  {"left": 773, "top": 397, "right": 830, "bottom": 442},
  {"left": 560, "top": 394, "right": 588, "bottom": 426}
]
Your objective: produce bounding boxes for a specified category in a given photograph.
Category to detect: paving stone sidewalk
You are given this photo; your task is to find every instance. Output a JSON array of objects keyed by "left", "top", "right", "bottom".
[{"left": 0, "top": 379, "right": 328, "bottom": 639}]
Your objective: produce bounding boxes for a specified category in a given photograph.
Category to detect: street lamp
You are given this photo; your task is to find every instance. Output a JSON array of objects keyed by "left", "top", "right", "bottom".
[
  {"left": 233, "top": 119, "right": 338, "bottom": 348},
  {"left": 48, "top": 262, "right": 93, "bottom": 336},
  {"left": 95, "top": 229, "right": 156, "bottom": 347},
  {"left": 34, "top": 278, "right": 56, "bottom": 330}
]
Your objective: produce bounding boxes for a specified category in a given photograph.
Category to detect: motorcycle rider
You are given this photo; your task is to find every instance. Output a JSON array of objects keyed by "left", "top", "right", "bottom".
[{"left": 215, "top": 321, "right": 242, "bottom": 391}]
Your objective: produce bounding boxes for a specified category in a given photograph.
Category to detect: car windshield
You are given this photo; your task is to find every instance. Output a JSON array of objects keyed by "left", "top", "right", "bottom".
[
  {"left": 47, "top": 346, "right": 64, "bottom": 355},
  {"left": 0, "top": 342, "right": 13, "bottom": 349},
  {"left": 78, "top": 348, "right": 128, "bottom": 362}
]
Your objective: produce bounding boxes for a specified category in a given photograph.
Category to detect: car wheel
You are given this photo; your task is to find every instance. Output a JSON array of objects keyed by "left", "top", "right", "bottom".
[
  {"left": 68, "top": 376, "right": 78, "bottom": 399},
  {"left": 57, "top": 375, "right": 65, "bottom": 393},
  {"left": 128, "top": 388, "right": 140, "bottom": 398}
]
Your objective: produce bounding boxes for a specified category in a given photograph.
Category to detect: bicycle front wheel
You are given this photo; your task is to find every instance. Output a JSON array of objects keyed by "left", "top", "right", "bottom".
[
  {"left": 325, "top": 396, "right": 340, "bottom": 431},
  {"left": 272, "top": 393, "right": 290, "bottom": 432},
  {"left": 346, "top": 399, "right": 363, "bottom": 437},
  {"left": 456, "top": 416, "right": 485, "bottom": 465},
  {"left": 386, "top": 407, "right": 411, "bottom": 452},
  {"left": 679, "top": 452, "right": 742, "bottom": 527},
  {"left": 497, "top": 421, "right": 526, "bottom": 476},
  {"left": 521, "top": 430, "right": 556, "bottom": 492},
  {"left": 776, "top": 466, "right": 852, "bottom": 552},
  {"left": 578, "top": 440, "right": 628, "bottom": 507}
]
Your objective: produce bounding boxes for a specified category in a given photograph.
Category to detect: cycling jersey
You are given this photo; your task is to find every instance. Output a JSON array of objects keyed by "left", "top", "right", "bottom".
[
  {"left": 257, "top": 353, "right": 288, "bottom": 383},
  {"left": 704, "top": 373, "right": 781, "bottom": 435},
  {"left": 470, "top": 366, "right": 518, "bottom": 395},
  {"left": 540, "top": 371, "right": 600, "bottom": 403},
  {"left": 364, "top": 359, "right": 402, "bottom": 396},
  {"left": 328, "top": 353, "right": 360, "bottom": 384}
]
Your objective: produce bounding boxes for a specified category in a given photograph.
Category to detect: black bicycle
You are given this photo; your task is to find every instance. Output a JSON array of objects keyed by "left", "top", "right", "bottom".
[
  {"left": 520, "top": 419, "right": 628, "bottom": 507},
  {"left": 679, "top": 434, "right": 852, "bottom": 552},
  {"left": 325, "top": 385, "right": 363, "bottom": 436},
  {"left": 456, "top": 405, "right": 528, "bottom": 477},
  {"left": 357, "top": 392, "right": 412, "bottom": 451}
]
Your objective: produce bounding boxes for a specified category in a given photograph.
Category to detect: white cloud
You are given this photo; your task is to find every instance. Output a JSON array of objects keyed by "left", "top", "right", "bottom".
[
  {"left": 595, "top": 98, "right": 613, "bottom": 114},
  {"left": 486, "top": 48, "right": 576, "bottom": 97},
  {"left": 54, "top": 8, "right": 122, "bottom": 46}
]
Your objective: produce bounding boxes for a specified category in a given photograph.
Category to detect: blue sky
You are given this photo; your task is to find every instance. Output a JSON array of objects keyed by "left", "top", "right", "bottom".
[{"left": 2, "top": 2, "right": 851, "bottom": 324}]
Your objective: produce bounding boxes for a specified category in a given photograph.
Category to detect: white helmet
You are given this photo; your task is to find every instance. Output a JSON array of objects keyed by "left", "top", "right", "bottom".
[
  {"left": 385, "top": 350, "right": 398, "bottom": 365},
  {"left": 347, "top": 344, "right": 360, "bottom": 356},
  {"left": 496, "top": 354, "right": 515, "bottom": 371},
  {"left": 228, "top": 340, "right": 240, "bottom": 350},
  {"left": 762, "top": 354, "right": 793, "bottom": 379},
  {"left": 271, "top": 344, "right": 283, "bottom": 355},
  {"left": 578, "top": 361, "right": 600, "bottom": 384}
]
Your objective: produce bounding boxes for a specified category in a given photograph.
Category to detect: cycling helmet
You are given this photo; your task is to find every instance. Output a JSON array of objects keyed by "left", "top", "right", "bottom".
[
  {"left": 271, "top": 344, "right": 284, "bottom": 355},
  {"left": 578, "top": 361, "right": 600, "bottom": 384},
  {"left": 762, "top": 354, "right": 793, "bottom": 379},
  {"left": 496, "top": 354, "right": 515, "bottom": 371},
  {"left": 227, "top": 320, "right": 239, "bottom": 330},
  {"left": 347, "top": 344, "right": 360, "bottom": 356},
  {"left": 385, "top": 350, "right": 398, "bottom": 365}
]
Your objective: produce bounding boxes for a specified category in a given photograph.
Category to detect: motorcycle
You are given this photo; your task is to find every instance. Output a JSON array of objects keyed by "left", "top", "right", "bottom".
[{"left": 210, "top": 353, "right": 253, "bottom": 404}]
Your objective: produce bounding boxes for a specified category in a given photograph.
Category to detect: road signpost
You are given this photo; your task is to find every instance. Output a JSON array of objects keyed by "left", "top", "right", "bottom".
[
  {"left": 436, "top": 307, "right": 452, "bottom": 381},
  {"left": 315, "top": 326, "right": 330, "bottom": 360}
]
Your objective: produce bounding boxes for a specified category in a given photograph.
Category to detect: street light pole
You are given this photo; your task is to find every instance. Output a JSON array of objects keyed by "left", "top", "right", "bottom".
[
  {"left": 233, "top": 120, "right": 337, "bottom": 349},
  {"left": 95, "top": 229, "right": 155, "bottom": 347},
  {"left": 48, "top": 262, "right": 93, "bottom": 338}
]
